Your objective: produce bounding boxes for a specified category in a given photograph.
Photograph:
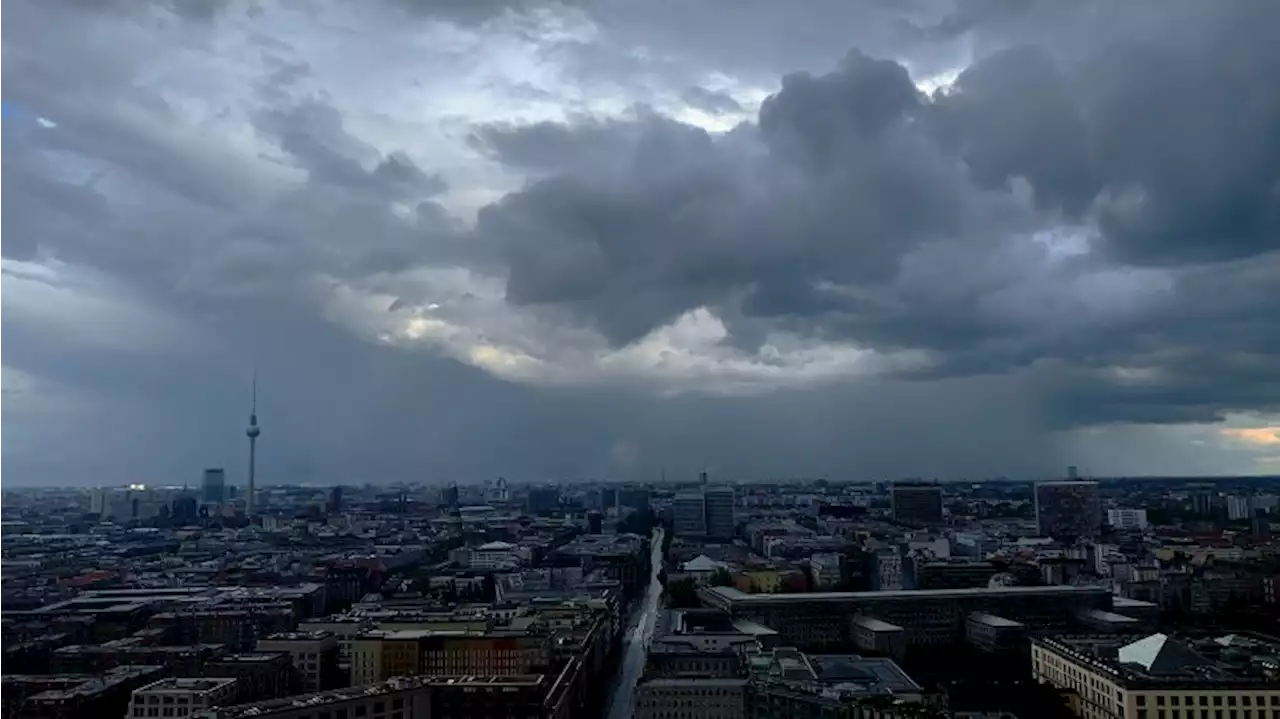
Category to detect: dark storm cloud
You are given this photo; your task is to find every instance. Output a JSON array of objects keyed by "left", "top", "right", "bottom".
[
  {"left": 468, "top": 0, "right": 1280, "bottom": 425},
  {"left": 5, "top": 0, "right": 1279, "bottom": 487}
]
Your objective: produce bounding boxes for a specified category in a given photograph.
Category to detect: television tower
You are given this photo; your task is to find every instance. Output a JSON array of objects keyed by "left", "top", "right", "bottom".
[{"left": 245, "top": 372, "right": 261, "bottom": 517}]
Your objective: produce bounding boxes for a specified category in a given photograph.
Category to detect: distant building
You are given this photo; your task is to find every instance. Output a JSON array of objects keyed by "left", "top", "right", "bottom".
[
  {"left": 1226, "top": 495, "right": 1253, "bottom": 521},
  {"left": 891, "top": 482, "right": 943, "bottom": 524},
  {"left": 326, "top": 486, "right": 343, "bottom": 515},
  {"left": 441, "top": 483, "right": 460, "bottom": 509},
  {"left": 527, "top": 487, "right": 560, "bottom": 515},
  {"left": 202, "top": 469, "right": 226, "bottom": 504},
  {"left": 672, "top": 492, "right": 707, "bottom": 538},
  {"left": 703, "top": 486, "right": 736, "bottom": 540},
  {"left": 587, "top": 511, "right": 603, "bottom": 534},
  {"left": 1034, "top": 480, "right": 1101, "bottom": 540},
  {"left": 618, "top": 488, "right": 651, "bottom": 512},
  {"left": 1106, "top": 508, "right": 1149, "bottom": 531}
]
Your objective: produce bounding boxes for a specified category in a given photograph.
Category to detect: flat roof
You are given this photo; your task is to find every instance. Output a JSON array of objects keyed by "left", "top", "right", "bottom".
[
  {"left": 1112, "top": 596, "right": 1159, "bottom": 609},
  {"left": 702, "top": 584, "right": 1109, "bottom": 604},
  {"left": 639, "top": 678, "right": 748, "bottom": 688},
  {"left": 1082, "top": 610, "right": 1140, "bottom": 624},
  {"left": 136, "top": 677, "right": 237, "bottom": 693},
  {"left": 852, "top": 616, "right": 903, "bottom": 632},
  {"left": 968, "top": 613, "right": 1024, "bottom": 628}
]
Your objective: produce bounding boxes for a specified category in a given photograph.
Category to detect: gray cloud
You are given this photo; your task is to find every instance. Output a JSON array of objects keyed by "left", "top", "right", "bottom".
[
  {"left": 466, "top": 1, "right": 1280, "bottom": 427},
  {"left": 4, "top": 0, "right": 1279, "bottom": 486},
  {"left": 680, "top": 86, "right": 742, "bottom": 114}
]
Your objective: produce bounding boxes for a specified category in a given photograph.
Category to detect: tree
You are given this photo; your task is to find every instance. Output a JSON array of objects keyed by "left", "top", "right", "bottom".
[
  {"left": 665, "top": 577, "right": 700, "bottom": 608},
  {"left": 708, "top": 568, "right": 733, "bottom": 587}
]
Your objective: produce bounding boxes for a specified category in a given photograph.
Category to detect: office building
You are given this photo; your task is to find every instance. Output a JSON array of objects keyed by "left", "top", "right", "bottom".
[
  {"left": 1227, "top": 495, "right": 1253, "bottom": 521},
  {"left": 255, "top": 631, "right": 340, "bottom": 693},
  {"left": 1035, "top": 480, "right": 1102, "bottom": 540},
  {"left": 1032, "top": 633, "right": 1280, "bottom": 719},
  {"left": 129, "top": 678, "right": 239, "bottom": 719},
  {"left": 202, "top": 469, "right": 226, "bottom": 504},
  {"left": 634, "top": 678, "right": 747, "bottom": 719},
  {"left": 704, "top": 486, "right": 736, "bottom": 540},
  {"left": 891, "top": 482, "right": 944, "bottom": 525},
  {"left": 527, "top": 487, "right": 560, "bottom": 515},
  {"left": 746, "top": 647, "right": 927, "bottom": 719},
  {"left": 618, "top": 488, "right": 651, "bottom": 512},
  {"left": 349, "top": 629, "right": 550, "bottom": 686},
  {"left": 1106, "top": 508, "right": 1149, "bottom": 531},
  {"left": 913, "top": 560, "right": 1001, "bottom": 590},
  {"left": 673, "top": 492, "right": 707, "bottom": 538},
  {"left": 699, "top": 585, "right": 1114, "bottom": 650},
  {"left": 193, "top": 673, "right": 574, "bottom": 719}
]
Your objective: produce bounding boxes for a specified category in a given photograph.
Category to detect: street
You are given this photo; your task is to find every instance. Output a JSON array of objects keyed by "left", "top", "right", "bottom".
[{"left": 604, "top": 526, "right": 665, "bottom": 719}]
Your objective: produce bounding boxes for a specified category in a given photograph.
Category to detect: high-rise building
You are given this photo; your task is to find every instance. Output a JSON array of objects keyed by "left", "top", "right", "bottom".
[
  {"left": 587, "top": 510, "right": 604, "bottom": 534},
  {"left": 327, "top": 486, "right": 343, "bottom": 515},
  {"left": 1035, "top": 480, "right": 1102, "bottom": 540},
  {"left": 202, "top": 468, "right": 226, "bottom": 504},
  {"left": 527, "top": 487, "right": 560, "bottom": 515},
  {"left": 441, "top": 482, "right": 460, "bottom": 509},
  {"left": 90, "top": 488, "right": 108, "bottom": 515},
  {"left": 703, "top": 486, "right": 736, "bottom": 540},
  {"left": 1226, "top": 495, "right": 1253, "bottom": 521},
  {"left": 891, "top": 482, "right": 944, "bottom": 524},
  {"left": 672, "top": 492, "right": 707, "bottom": 537}
]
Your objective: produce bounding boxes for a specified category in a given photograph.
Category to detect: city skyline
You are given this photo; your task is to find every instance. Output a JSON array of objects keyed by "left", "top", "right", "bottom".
[{"left": 4, "top": 0, "right": 1280, "bottom": 486}]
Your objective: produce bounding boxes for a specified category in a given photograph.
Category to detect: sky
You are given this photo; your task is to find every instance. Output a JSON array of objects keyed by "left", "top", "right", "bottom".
[{"left": 3, "top": 0, "right": 1279, "bottom": 487}]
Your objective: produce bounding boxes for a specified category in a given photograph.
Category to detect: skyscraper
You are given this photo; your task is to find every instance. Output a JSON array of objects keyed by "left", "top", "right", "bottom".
[
  {"left": 672, "top": 491, "right": 707, "bottom": 537},
  {"left": 202, "top": 468, "right": 226, "bottom": 503},
  {"left": 891, "top": 482, "right": 944, "bottom": 525},
  {"left": 704, "top": 486, "right": 736, "bottom": 540},
  {"left": 1035, "top": 480, "right": 1101, "bottom": 540},
  {"left": 245, "top": 374, "right": 261, "bottom": 517}
]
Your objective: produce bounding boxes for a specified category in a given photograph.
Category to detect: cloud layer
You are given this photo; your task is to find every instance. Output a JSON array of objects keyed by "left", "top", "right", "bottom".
[{"left": 3, "top": 0, "right": 1278, "bottom": 485}]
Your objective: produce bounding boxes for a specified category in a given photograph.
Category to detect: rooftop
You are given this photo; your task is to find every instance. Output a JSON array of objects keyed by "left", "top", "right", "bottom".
[
  {"left": 749, "top": 648, "right": 924, "bottom": 699},
  {"left": 702, "top": 583, "right": 1109, "bottom": 604},
  {"left": 1036, "top": 633, "right": 1280, "bottom": 688},
  {"left": 136, "top": 677, "right": 238, "bottom": 694},
  {"left": 852, "top": 616, "right": 904, "bottom": 632},
  {"left": 259, "top": 630, "right": 334, "bottom": 643},
  {"left": 198, "top": 675, "right": 548, "bottom": 719},
  {"left": 968, "top": 613, "right": 1024, "bottom": 628}
]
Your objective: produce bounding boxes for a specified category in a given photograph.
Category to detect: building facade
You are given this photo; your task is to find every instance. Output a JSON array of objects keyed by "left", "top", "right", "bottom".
[
  {"left": 891, "top": 483, "right": 944, "bottom": 525},
  {"left": 673, "top": 492, "right": 708, "bottom": 538},
  {"left": 1035, "top": 481, "right": 1102, "bottom": 540},
  {"left": 704, "top": 487, "right": 736, "bottom": 540},
  {"left": 1032, "top": 633, "right": 1280, "bottom": 719}
]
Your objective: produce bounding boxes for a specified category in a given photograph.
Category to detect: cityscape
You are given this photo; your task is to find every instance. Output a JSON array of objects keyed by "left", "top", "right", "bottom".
[
  {"left": 4, "top": 416, "right": 1280, "bottom": 719},
  {"left": 5, "top": 1, "right": 1280, "bottom": 719}
]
